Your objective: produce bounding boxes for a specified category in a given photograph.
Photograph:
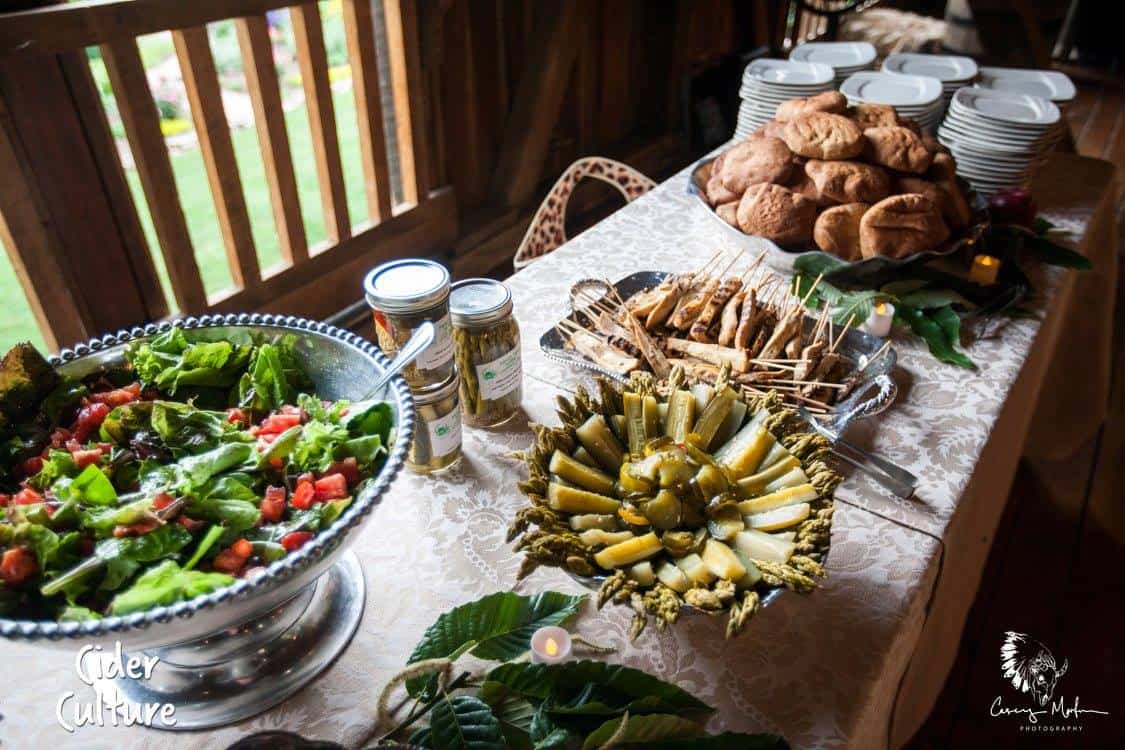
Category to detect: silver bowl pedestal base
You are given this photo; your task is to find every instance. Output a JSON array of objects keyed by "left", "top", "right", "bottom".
[{"left": 89, "top": 551, "right": 365, "bottom": 731}]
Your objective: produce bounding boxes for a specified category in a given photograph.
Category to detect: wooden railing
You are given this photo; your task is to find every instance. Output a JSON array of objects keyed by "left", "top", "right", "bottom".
[{"left": 0, "top": 0, "right": 454, "bottom": 350}]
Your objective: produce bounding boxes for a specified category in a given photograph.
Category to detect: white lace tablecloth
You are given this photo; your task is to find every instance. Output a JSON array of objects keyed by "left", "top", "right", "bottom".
[{"left": 0, "top": 153, "right": 1114, "bottom": 750}]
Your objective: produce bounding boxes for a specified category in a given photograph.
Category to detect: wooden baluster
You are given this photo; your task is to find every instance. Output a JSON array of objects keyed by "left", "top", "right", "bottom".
[
  {"left": 173, "top": 26, "right": 261, "bottom": 295},
  {"left": 290, "top": 2, "right": 351, "bottom": 244},
  {"left": 236, "top": 15, "right": 309, "bottom": 267},
  {"left": 342, "top": 0, "right": 393, "bottom": 221},
  {"left": 101, "top": 39, "right": 208, "bottom": 313},
  {"left": 383, "top": 0, "right": 430, "bottom": 206}
]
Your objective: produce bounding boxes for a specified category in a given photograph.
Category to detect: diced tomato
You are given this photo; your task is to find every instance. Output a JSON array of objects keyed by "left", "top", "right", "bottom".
[
  {"left": 279, "top": 405, "right": 301, "bottom": 416},
  {"left": 71, "top": 402, "right": 111, "bottom": 443},
  {"left": 231, "top": 538, "right": 253, "bottom": 558},
  {"left": 251, "top": 413, "right": 301, "bottom": 436},
  {"left": 71, "top": 448, "right": 104, "bottom": 469},
  {"left": 112, "top": 520, "right": 160, "bottom": 538},
  {"left": 0, "top": 547, "right": 37, "bottom": 586},
  {"left": 226, "top": 408, "right": 248, "bottom": 426},
  {"left": 261, "top": 486, "right": 286, "bottom": 523},
  {"left": 290, "top": 480, "right": 316, "bottom": 510},
  {"left": 88, "top": 382, "right": 142, "bottom": 407},
  {"left": 268, "top": 457, "right": 284, "bottom": 469},
  {"left": 19, "top": 456, "right": 44, "bottom": 476},
  {"left": 280, "top": 531, "right": 314, "bottom": 552},
  {"left": 212, "top": 538, "right": 253, "bottom": 574},
  {"left": 97, "top": 442, "right": 114, "bottom": 454},
  {"left": 152, "top": 493, "right": 176, "bottom": 511},
  {"left": 0, "top": 494, "right": 9, "bottom": 507},
  {"left": 324, "top": 457, "right": 360, "bottom": 485},
  {"left": 313, "top": 473, "right": 348, "bottom": 502},
  {"left": 177, "top": 515, "right": 205, "bottom": 533},
  {"left": 13, "top": 488, "right": 43, "bottom": 506},
  {"left": 50, "top": 428, "right": 73, "bottom": 449}
]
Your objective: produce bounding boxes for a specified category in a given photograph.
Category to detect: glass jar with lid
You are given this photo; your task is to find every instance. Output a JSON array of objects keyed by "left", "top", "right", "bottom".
[
  {"left": 407, "top": 372, "right": 462, "bottom": 474},
  {"left": 450, "top": 278, "right": 522, "bottom": 428},
  {"left": 364, "top": 259, "right": 454, "bottom": 389}
]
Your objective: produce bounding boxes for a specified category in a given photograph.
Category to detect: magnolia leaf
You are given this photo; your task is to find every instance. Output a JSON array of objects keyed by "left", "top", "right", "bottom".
[
  {"left": 1032, "top": 216, "right": 1055, "bottom": 235},
  {"left": 793, "top": 253, "right": 847, "bottom": 278},
  {"left": 406, "top": 592, "right": 585, "bottom": 695},
  {"left": 581, "top": 714, "right": 702, "bottom": 750},
  {"left": 479, "top": 682, "right": 537, "bottom": 750},
  {"left": 530, "top": 703, "right": 570, "bottom": 750},
  {"left": 879, "top": 279, "right": 927, "bottom": 297},
  {"left": 428, "top": 695, "right": 507, "bottom": 750},
  {"left": 897, "top": 307, "right": 975, "bottom": 370},
  {"left": 647, "top": 732, "right": 791, "bottom": 749},
  {"left": 930, "top": 305, "right": 963, "bottom": 348},
  {"left": 1025, "top": 235, "right": 1092, "bottom": 270},
  {"left": 898, "top": 289, "right": 975, "bottom": 310},
  {"left": 485, "top": 661, "right": 712, "bottom": 718}
]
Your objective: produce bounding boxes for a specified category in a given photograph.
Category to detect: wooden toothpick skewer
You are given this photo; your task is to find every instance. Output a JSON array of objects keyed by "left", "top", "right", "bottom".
[{"left": 830, "top": 314, "right": 855, "bottom": 355}]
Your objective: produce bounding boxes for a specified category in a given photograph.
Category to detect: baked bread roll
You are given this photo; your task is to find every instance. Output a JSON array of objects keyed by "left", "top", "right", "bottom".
[
  {"left": 717, "top": 136, "right": 795, "bottom": 193},
  {"left": 859, "top": 194, "right": 949, "bottom": 258},
  {"left": 850, "top": 103, "right": 899, "bottom": 130},
  {"left": 814, "top": 203, "right": 869, "bottom": 261},
  {"left": 896, "top": 177, "right": 971, "bottom": 230},
  {"left": 786, "top": 166, "right": 835, "bottom": 207},
  {"left": 736, "top": 183, "right": 817, "bottom": 245},
  {"left": 863, "top": 126, "right": 933, "bottom": 174},
  {"left": 782, "top": 112, "right": 864, "bottom": 160},
  {"left": 706, "top": 172, "right": 739, "bottom": 206},
  {"left": 776, "top": 91, "right": 848, "bottom": 122},
  {"left": 716, "top": 201, "right": 740, "bottom": 227},
  {"left": 928, "top": 152, "right": 957, "bottom": 181},
  {"left": 753, "top": 120, "right": 787, "bottom": 139},
  {"left": 805, "top": 159, "right": 891, "bottom": 204}
]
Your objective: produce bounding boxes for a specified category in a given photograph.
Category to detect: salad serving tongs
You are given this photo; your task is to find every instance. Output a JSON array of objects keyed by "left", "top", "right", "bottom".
[{"left": 797, "top": 405, "right": 917, "bottom": 499}]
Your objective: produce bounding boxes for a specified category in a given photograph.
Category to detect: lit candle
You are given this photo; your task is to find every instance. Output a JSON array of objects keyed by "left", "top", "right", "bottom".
[
  {"left": 530, "top": 626, "right": 572, "bottom": 664},
  {"left": 968, "top": 254, "right": 1001, "bottom": 285},
  {"left": 863, "top": 302, "right": 895, "bottom": 338}
]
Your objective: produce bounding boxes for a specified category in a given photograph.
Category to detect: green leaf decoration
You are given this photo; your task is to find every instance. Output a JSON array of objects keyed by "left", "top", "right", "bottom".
[
  {"left": 896, "top": 307, "right": 975, "bottom": 370},
  {"left": 793, "top": 253, "right": 847, "bottom": 278},
  {"left": 479, "top": 682, "right": 537, "bottom": 750},
  {"left": 898, "top": 289, "right": 975, "bottom": 310},
  {"left": 530, "top": 702, "right": 570, "bottom": 750},
  {"left": 879, "top": 279, "right": 927, "bottom": 297},
  {"left": 647, "top": 732, "right": 791, "bottom": 749},
  {"left": 405, "top": 592, "right": 586, "bottom": 695},
  {"left": 485, "top": 661, "right": 713, "bottom": 718},
  {"left": 930, "top": 305, "right": 963, "bottom": 349},
  {"left": 1032, "top": 216, "right": 1055, "bottom": 235},
  {"left": 581, "top": 714, "right": 703, "bottom": 750},
  {"left": 1024, "top": 235, "right": 1092, "bottom": 270},
  {"left": 428, "top": 695, "right": 507, "bottom": 750}
]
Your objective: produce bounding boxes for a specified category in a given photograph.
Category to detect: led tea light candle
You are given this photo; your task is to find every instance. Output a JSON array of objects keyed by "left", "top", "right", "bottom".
[
  {"left": 530, "top": 626, "right": 572, "bottom": 664},
  {"left": 968, "top": 254, "right": 1000, "bottom": 285},
  {"left": 863, "top": 302, "right": 895, "bottom": 339}
]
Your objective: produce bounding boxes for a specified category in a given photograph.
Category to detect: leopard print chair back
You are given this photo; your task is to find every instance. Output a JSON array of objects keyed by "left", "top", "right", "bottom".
[{"left": 513, "top": 157, "right": 656, "bottom": 270}]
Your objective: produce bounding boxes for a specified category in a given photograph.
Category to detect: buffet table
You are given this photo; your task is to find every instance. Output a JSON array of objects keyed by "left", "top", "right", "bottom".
[{"left": 0, "top": 152, "right": 1115, "bottom": 749}]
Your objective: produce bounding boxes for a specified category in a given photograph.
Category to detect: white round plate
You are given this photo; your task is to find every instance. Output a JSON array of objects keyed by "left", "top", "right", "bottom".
[
  {"left": 882, "top": 53, "right": 978, "bottom": 82},
  {"left": 790, "top": 41, "right": 876, "bottom": 70},
  {"left": 951, "top": 87, "right": 1060, "bottom": 125},
  {"left": 975, "top": 66, "right": 1076, "bottom": 103},
  {"left": 745, "top": 59, "right": 834, "bottom": 86},
  {"left": 841, "top": 72, "right": 942, "bottom": 106}
]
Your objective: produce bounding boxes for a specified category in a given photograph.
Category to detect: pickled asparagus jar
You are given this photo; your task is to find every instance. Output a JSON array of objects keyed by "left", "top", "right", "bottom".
[
  {"left": 450, "top": 278, "right": 523, "bottom": 427},
  {"left": 407, "top": 372, "right": 462, "bottom": 473},
  {"left": 364, "top": 259, "right": 455, "bottom": 389}
]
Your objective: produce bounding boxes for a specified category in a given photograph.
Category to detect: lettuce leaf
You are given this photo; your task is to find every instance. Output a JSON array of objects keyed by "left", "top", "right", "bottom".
[{"left": 108, "top": 560, "right": 233, "bottom": 616}]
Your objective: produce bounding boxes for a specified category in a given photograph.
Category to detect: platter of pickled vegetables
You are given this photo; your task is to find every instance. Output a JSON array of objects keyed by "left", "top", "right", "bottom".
[{"left": 508, "top": 367, "right": 841, "bottom": 639}]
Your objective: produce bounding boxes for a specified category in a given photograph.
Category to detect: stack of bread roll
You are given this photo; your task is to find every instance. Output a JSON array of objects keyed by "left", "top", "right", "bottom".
[{"left": 702, "top": 91, "right": 972, "bottom": 261}]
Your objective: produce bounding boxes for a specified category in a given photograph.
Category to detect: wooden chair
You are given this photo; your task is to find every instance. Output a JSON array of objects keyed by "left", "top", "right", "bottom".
[{"left": 513, "top": 156, "right": 656, "bottom": 270}]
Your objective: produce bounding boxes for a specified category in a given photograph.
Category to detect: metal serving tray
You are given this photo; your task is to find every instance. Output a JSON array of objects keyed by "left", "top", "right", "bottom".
[{"left": 539, "top": 270, "right": 898, "bottom": 430}]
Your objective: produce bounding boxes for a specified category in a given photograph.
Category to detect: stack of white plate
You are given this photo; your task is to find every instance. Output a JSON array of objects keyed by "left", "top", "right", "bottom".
[
  {"left": 734, "top": 59, "right": 836, "bottom": 139},
  {"left": 790, "top": 41, "right": 877, "bottom": 85},
  {"left": 973, "top": 66, "right": 1076, "bottom": 145},
  {"left": 882, "top": 52, "right": 978, "bottom": 112},
  {"left": 839, "top": 71, "right": 945, "bottom": 133},
  {"left": 936, "top": 87, "right": 1061, "bottom": 195}
]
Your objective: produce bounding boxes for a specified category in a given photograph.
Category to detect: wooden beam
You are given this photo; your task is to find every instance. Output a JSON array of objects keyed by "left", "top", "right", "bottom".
[
  {"left": 342, "top": 0, "right": 393, "bottom": 221},
  {"left": 0, "top": 0, "right": 295, "bottom": 57},
  {"left": 236, "top": 15, "right": 309, "bottom": 268},
  {"left": 383, "top": 0, "right": 431, "bottom": 206},
  {"left": 174, "top": 26, "right": 260, "bottom": 293},
  {"left": 291, "top": 2, "right": 350, "bottom": 243},
  {"left": 489, "top": 0, "right": 585, "bottom": 208},
  {"left": 101, "top": 38, "right": 207, "bottom": 313}
]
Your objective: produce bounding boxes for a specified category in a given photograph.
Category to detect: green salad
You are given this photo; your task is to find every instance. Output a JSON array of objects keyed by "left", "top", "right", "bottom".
[{"left": 0, "top": 327, "right": 394, "bottom": 622}]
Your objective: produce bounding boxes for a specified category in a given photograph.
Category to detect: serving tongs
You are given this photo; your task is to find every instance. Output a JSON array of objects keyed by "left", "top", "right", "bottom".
[{"left": 797, "top": 404, "right": 917, "bottom": 498}]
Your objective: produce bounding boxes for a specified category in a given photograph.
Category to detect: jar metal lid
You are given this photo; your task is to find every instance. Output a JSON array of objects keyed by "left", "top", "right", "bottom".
[
  {"left": 449, "top": 278, "right": 513, "bottom": 327},
  {"left": 364, "top": 259, "right": 451, "bottom": 313},
  {"left": 413, "top": 371, "right": 460, "bottom": 405}
]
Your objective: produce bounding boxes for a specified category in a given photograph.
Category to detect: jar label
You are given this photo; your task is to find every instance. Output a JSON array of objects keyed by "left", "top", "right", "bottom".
[
  {"left": 427, "top": 405, "right": 462, "bottom": 458},
  {"left": 416, "top": 314, "right": 454, "bottom": 371},
  {"left": 475, "top": 347, "right": 522, "bottom": 401}
]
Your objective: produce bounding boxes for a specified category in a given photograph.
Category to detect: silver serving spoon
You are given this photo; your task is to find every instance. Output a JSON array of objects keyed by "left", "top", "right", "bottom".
[
  {"left": 362, "top": 321, "right": 435, "bottom": 398},
  {"left": 797, "top": 405, "right": 917, "bottom": 499}
]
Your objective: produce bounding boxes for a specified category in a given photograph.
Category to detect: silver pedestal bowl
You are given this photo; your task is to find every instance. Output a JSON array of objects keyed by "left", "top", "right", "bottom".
[{"left": 0, "top": 314, "right": 414, "bottom": 730}]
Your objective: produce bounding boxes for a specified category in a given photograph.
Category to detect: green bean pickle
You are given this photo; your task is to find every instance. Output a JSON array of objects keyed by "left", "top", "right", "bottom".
[{"left": 450, "top": 279, "right": 523, "bottom": 428}]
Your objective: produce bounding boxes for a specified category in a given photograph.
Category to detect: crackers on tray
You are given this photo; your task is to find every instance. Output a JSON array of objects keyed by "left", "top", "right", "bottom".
[{"left": 702, "top": 94, "right": 970, "bottom": 261}]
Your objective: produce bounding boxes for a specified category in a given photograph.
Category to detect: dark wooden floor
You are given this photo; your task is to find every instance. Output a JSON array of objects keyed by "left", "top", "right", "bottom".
[{"left": 904, "top": 76, "right": 1125, "bottom": 749}]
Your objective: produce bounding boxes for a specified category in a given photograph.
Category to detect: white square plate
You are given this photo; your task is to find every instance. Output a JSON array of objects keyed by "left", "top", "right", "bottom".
[
  {"left": 745, "top": 59, "right": 835, "bottom": 86},
  {"left": 790, "top": 41, "right": 876, "bottom": 70},
  {"left": 841, "top": 72, "right": 942, "bottom": 107},
  {"left": 952, "top": 87, "right": 1060, "bottom": 126},
  {"left": 883, "top": 53, "right": 978, "bottom": 82},
  {"left": 975, "top": 67, "right": 1076, "bottom": 103}
]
